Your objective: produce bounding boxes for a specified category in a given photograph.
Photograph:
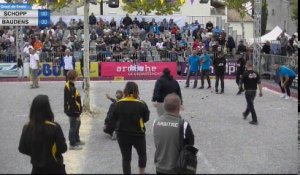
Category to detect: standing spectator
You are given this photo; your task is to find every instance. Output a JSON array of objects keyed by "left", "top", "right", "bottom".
[
  {"left": 206, "top": 21, "right": 214, "bottom": 32},
  {"left": 33, "top": 37, "right": 43, "bottom": 51},
  {"left": 29, "top": 47, "right": 40, "bottom": 89},
  {"left": 287, "top": 34, "right": 296, "bottom": 56},
  {"left": 64, "top": 70, "right": 84, "bottom": 150},
  {"left": 123, "top": 14, "right": 133, "bottom": 31},
  {"left": 185, "top": 50, "right": 200, "bottom": 88},
  {"left": 132, "top": 17, "right": 140, "bottom": 27},
  {"left": 241, "top": 63, "right": 263, "bottom": 125},
  {"left": 62, "top": 49, "right": 75, "bottom": 80},
  {"left": 18, "top": 95, "right": 67, "bottom": 174},
  {"left": 261, "top": 41, "right": 271, "bottom": 54},
  {"left": 237, "top": 40, "right": 247, "bottom": 54},
  {"left": 139, "top": 18, "right": 149, "bottom": 31},
  {"left": 226, "top": 35, "right": 236, "bottom": 55},
  {"left": 213, "top": 46, "right": 226, "bottom": 94},
  {"left": 236, "top": 52, "right": 246, "bottom": 95},
  {"left": 153, "top": 93, "right": 194, "bottom": 174},
  {"left": 274, "top": 63, "right": 296, "bottom": 100},
  {"left": 89, "top": 13, "right": 97, "bottom": 26},
  {"left": 90, "top": 29, "right": 98, "bottom": 41},
  {"left": 199, "top": 48, "right": 212, "bottom": 89},
  {"left": 112, "top": 82, "right": 150, "bottom": 174},
  {"left": 55, "top": 17, "right": 67, "bottom": 29},
  {"left": 277, "top": 31, "right": 288, "bottom": 56},
  {"left": 103, "top": 90, "right": 123, "bottom": 140},
  {"left": 110, "top": 18, "right": 117, "bottom": 28},
  {"left": 152, "top": 68, "right": 182, "bottom": 116}
]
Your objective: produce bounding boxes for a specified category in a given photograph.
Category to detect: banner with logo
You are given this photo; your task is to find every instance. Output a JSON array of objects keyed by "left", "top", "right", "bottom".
[
  {"left": 101, "top": 62, "right": 177, "bottom": 78},
  {"left": 0, "top": 63, "right": 18, "bottom": 77},
  {"left": 180, "top": 59, "right": 238, "bottom": 76},
  {"left": 37, "top": 62, "right": 99, "bottom": 77}
]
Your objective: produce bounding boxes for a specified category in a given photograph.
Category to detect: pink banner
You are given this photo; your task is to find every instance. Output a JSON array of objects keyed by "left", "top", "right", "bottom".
[{"left": 101, "top": 62, "right": 177, "bottom": 78}]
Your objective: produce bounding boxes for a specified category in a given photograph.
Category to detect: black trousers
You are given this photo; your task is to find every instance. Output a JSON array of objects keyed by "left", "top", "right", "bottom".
[
  {"left": 244, "top": 90, "right": 257, "bottom": 122},
  {"left": 31, "top": 165, "right": 66, "bottom": 174},
  {"left": 279, "top": 77, "right": 294, "bottom": 96},
  {"left": 215, "top": 74, "right": 224, "bottom": 91},
  {"left": 117, "top": 135, "right": 147, "bottom": 174},
  {"left": 236, "top": 73, "right": 244, "bottom": 91},
  {"left": 185, "top": 71, "right": 198, "bottom": 87},
  {"left": 69, "top": 117, "right": 81, "bottom": 146},
  {"left": 201, "top": 69, "right": 211, "bottom": 87}
]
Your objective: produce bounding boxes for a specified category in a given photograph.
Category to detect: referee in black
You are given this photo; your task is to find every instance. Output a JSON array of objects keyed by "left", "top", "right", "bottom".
[{"left": 240, "top": 62, "right": 263, "bottom": 125}]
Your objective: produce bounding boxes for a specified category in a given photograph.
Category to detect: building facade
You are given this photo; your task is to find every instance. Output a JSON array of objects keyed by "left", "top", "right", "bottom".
[{"left": 266, "top": 0, "right": 297, "bottom": 35}]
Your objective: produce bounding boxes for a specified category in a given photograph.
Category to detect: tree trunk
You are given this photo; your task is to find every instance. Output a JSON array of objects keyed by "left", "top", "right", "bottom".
[
  {"left": 83, "top": 1, "right": 91, "bottom": 113},
  {"left": 241, "top": 19, "right": 245, "bottom": 41}
]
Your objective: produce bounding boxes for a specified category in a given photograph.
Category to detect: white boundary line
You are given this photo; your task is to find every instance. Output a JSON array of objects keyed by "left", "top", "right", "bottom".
[{"left": 262, "top": 87, "right": 298, "bottom": 102}]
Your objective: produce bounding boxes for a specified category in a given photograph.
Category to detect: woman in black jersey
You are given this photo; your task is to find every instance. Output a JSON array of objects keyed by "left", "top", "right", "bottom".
[
  {"left": 18, "top": 95, "right": 67, "bottom": 174},
  {"left": 112, "top": 82, "right": 150, "bottom": 174}
]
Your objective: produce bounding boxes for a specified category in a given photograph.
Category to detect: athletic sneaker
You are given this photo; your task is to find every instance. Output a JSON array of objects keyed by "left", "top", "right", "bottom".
[
  {"left": 198, "top": 86, "right": 204, "bottom": 89},
  {"left": 280, "top": 94, "right": 286, "bottom": 98},
  {"left": 220, "top": 90, "right": 224, "bottom": 94},
  {"left": 284, "top": 96, "right": 290, "bottom": 100},
  {"left": 76, "top": 141, "right": 85, "bottom": 145},
  {"left": 111, "top": 131, "right": 117, "bottom": 140},
  {"left": 69, "top": 145, "right": 82, "bottom": 150},
  {"left": 249, "top": 121, "right": 258, "bottom": 125}
]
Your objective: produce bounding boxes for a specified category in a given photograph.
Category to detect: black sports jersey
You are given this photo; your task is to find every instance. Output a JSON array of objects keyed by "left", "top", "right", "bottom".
[{"left": 241, "top": 70, "right": 261, "bottom": 90}]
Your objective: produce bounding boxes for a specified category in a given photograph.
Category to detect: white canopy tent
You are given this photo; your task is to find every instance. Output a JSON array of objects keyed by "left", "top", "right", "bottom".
[{"left": 249, "top": 26, "right": 291, "bottom": 45}]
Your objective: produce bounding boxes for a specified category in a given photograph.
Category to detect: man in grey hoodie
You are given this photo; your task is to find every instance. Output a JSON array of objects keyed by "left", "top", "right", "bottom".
[{"left": 153, "top": 93, "right": 194, "bottom": 174}]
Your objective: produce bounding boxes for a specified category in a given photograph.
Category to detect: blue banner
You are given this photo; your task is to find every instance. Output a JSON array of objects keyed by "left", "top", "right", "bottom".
[{"left": 0, "top": 3, "right": 32, "bottom": 10}]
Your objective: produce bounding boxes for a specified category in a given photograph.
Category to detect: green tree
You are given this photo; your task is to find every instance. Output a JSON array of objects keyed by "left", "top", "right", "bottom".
[
  {"left": 6, "top": 0, "right": 93, "bottom": 113},
  {"left": 291, "top": 0, "right": 298, "bottom": 24},
  {"left": 224, "top": 0, "right": 248, "bottom": 40},
  {"left": 122, "top": 0, "right": 182, "bottom": 15},
  {"left": 261, "top": 0, "right": 268, "bottom": 35}
]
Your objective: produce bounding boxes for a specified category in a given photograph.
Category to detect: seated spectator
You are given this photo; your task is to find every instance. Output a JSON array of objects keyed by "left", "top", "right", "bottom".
[
  {"left": 43, "top": 38, "right": 52, "bottom": 52},
  {"left": 95, "top": 38, "right": 105, "bottom": 51},
  {"left": 206, "top": 21, "right": 214, "bottom": 32},
  {"left": 192, "top": 38, "right": 200, "bottom": 50},
  {"left": 133, "top": 17, "right": 140, "bottom": 27},
  {"left": 163, "top": 38, "right": 173, "bottom": 51},
  {"left": 156, "top": 38, "right": 164, "bottom": 50},
  {"left": 179, "top": 38, "right": 188, "bottom": 50},
  {"left": 139, "top": 28, "right": 147, "bottom": 41},
  {"left": 103, "top": 26, "right": 111, "bottom": 35},
  {"left": 139, "top": 18, "right": 149, "bottom": 31},
  {"left": 141, "top": 38, "right": 151, "bottom": 50},
  {"left": 90, "top": 30, "right": 98, "bottom": 41},
  {"left": 213, "top": 26, "right": 221, "bottom": 38},
  {"left": 95, "top": 26, "right": 104, "bottom": 38},
  {"left": 149, "top": 22, "right": 160, "bottom": 35},
  {"left": 181, "top": 22, "right": 190, "bottom": 33},
  {"left": 168, "top": 18, "right": 175, "bottom": 30},
  {"left": 132, "top": 38, "right": 140, "bottom": 50},
  {"left": 130, "top": 24, "right": 140, "bottom": 38},
  {"left": 110, "top": 18, "right": 117, "bottom": 28},
  {"left": 34, "top": 37, "right": 43, "bottom": 51},
  {"left": 120, "top": 37, "right": 131, "bottom": 52},
  {"left": 112, "top": 44, "right": 122, "bottom": 61},
  {"left": 78, "top": 19, "right": 84, "bottom": 29},
  {"left": 69, "top": 19, "right": 78, "bottom": 30}
]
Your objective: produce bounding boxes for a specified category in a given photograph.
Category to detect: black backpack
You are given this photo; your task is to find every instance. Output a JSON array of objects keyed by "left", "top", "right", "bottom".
[{"left": 175, "top": 119, "right": 198, "bottom": 174}]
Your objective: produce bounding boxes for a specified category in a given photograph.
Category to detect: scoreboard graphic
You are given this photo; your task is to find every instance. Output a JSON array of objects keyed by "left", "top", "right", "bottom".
[{"left": 0, "top": 3, "right": 50, "bottom": 27}]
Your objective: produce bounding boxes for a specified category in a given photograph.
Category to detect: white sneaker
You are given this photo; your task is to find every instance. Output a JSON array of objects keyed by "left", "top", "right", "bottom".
[
  {"left": 69, "top": 145, "right": 82, "bottom": 150},
  {"left": 280, "top": 94, "right": 286, "bottom": 98},
  {"left": 284, "top": 96, "right": 290, "bottom": 100}
]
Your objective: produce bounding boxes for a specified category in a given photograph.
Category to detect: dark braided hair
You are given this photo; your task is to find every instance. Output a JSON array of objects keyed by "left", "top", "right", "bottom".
[{"left": 123, "top": 81, "right": 139, "bottom": 99}]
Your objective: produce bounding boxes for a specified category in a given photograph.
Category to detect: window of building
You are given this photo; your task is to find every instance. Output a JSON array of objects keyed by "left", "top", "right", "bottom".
[{"left": 272, "top": 9, "right": 275, "bottom": 16}]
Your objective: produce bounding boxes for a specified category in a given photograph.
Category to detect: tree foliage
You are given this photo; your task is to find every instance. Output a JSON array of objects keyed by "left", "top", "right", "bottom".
[
  {"left": 261, "top": 0, "right": 268, "bottom": 35},
  {"left": 291, "top": 0, "right": 298, "bottom": 22},
  {"left": 122, "top": 0, "right": 182, "bottom": 15},
  {"left": 224, "top": 0, "right": 248, "bottom": 19}
]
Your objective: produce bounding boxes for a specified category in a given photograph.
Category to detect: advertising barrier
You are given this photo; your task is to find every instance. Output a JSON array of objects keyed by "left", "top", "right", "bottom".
[
  {"left": 180, "top": 59, "right": 238, "bottom": 76},
  {"left": 37, "top": 62, "right": 99, "bottom": 77},
  {"left": 0, "top": 63, "right": 18, "bottom": 77},
  {"left": 101, "top": 62, "right": 177, "bottom": 79}
]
